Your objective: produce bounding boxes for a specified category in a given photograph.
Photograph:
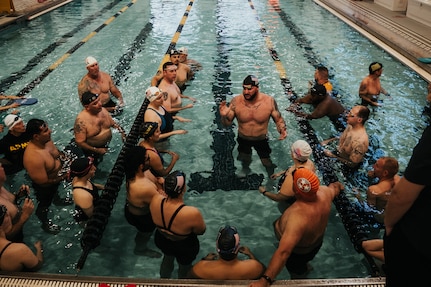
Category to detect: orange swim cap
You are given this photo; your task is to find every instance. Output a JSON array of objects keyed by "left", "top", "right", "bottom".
[{"left": 293, "top": 168, "right": 320, "bottom": 200}]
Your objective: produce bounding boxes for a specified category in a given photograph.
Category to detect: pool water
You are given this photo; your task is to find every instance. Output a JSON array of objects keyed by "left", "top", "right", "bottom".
[{"left": 0, "top": 0, "right": 429, "bottom": 280}]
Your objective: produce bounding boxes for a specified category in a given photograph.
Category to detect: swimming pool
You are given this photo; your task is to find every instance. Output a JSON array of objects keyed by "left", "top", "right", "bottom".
[{"left": 0, "top": 0, "right": 429, "bottom": 280}]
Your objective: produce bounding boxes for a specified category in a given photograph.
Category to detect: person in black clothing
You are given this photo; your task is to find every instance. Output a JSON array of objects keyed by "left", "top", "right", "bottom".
[
  {"left": 384, "top": 125, "right": 431, "bottom": 286},
  {"left": 0, "top": 114, "right": 30, "bottom": 175},
  {"left": 70, "top": 157, "right": 103, "bottom": 223}
]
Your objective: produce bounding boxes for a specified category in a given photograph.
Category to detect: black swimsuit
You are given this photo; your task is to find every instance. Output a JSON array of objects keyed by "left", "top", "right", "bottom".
[
  {"left": 156, "top": 198, "right": 192, "bottom": 237},
  {"left": 0, "top": 242, "right": 13, "bottom": 258},
  {"left": 72, "top": 182, "right": 100, "bottom": 222}
]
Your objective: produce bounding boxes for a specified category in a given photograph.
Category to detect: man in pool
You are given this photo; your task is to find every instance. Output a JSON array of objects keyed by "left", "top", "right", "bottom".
[
  {"left": 358, "top": 62, "right": 390, "bottom": 107},
  {"left": 321, "top": 105, "right": 370, "bottom": 169},
  {"left": 219, "top": 75, "right": 288, "bottom": 178},
  {"left": 365, "top": 156, "right": 400, "bottom": 223},
  {"left": 249, "top": 169, "right": 343, "bottom": 286},
  {"left": 187, "top": 225, "right": 265, "bottom": 280},
  {"left": 157, "top": 61, "right": 196, "bottom": 114},
  {"left": 124, "top": 146, "right": 162, "bottom": 258},
  {"left": 286, "top": 84, "right": 345, "bottom": 122},
  {"left": 151, "top": 49, "right": 194, "bottom": 91},
  {"left": 23, "top": 119, "right": 71, "bottom": 234},
  {"left": 78, "top": 56, "right": 125, "bottom": 114},
  {"left": 74, "top": 92, "right": 126, "bottom": 164}
]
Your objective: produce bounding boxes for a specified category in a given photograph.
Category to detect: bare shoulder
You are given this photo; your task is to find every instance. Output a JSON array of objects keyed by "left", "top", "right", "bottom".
[{"left": 100, "top": 70, "right": 112, "bottom": 79}]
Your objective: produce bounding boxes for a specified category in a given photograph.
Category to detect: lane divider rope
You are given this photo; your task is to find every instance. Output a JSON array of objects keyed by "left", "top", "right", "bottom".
[{"left": 14, "top": 0, "right": 138, "bottom": 98}]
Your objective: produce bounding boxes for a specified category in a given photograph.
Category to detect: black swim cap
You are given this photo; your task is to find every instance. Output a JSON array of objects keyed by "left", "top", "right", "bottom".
[
  {"left": 164, "top": 170, "right": 186, "bottom": 198},
  {"left": 310, "top": 84, "right": 326, "bottom": 97},
  {"left": 216, "top": 225, "right": 240, "bottom": 261},
  {"left": 140, "top": 122, "right": 158, "bottom": 140},
  {"left": 70, "top": 157, "right": 94, "bottom": 178},
  {"left": 243, "top": 75, "right": 259, "bottom": 87},
  {"left": 81, "top": 91, "right": 99, "bottom": 106}
]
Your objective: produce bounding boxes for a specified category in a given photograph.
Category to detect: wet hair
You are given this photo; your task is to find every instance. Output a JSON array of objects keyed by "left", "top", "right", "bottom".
[
  {"left": 124, "top": 146, "right": 147, "bottom": 181},
  {"left": 70, "top": 157, "right": 94, "bottom": 178},
  {"left": 216, "top": 225, "right": 240, "bottom": 261},
  {"left": 381, "top": 157, "right": 399, "bottom": 178},
  {"left": 163, "top": 61, "right": 176, "bottom": 71},
  {"left": 140, "top": 122, "right": 158, "bottom": 140},
  {"left": 356, "top": 106, "right": 370, "bottom": 123},
  {"left": 369, "top": 62, "right": 383, "bottom": 74},
  {"left": 316, "top": 66, "right": 329, "bottom": 81},
  {"left": 26, "top": 118, "right": 46, "bottom": 138},
  {"left": 164, "top": 170, "right": 186, "bottom": 198}
]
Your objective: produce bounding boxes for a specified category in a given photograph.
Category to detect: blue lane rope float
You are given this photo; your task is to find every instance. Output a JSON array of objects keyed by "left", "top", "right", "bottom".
[
  {"left": 0, "top": 0, "right": 124, "bottom": 95},
  {"left": 247, "top": 0, "right": 380, "bottom": 277}
]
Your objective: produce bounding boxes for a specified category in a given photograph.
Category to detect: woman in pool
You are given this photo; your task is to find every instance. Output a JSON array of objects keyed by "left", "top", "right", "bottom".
[
  {"left": 144, "top": 86, "right": 190, "bottom": 143},
  {"left": 150, "top": 170, "right": 206, "bottom": 278},
  {"left": 258, "top": 140, "right": 316, "bottom": 211},
  {"left": 70, "top": 157, "right": 104, "bottom": 223},
  {"left": 138, "top": 122, "right": 179, "bottom": 178}
]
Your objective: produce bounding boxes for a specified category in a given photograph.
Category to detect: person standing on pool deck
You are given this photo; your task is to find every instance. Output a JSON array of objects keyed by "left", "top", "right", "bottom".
[
  {"left": 150, "top": 170, "right": 206, "bottom": 279},
  {"left": 219, "top": 75, "right": 288, "bottom": 178},
  {"left": 384, "top": 125, "right": 431, "bottom": 287},
  {"left": 358, "top": 62, "right": 390, "bottom": 107},
  {"left": 78, "top": 56, "right": 125, "bottom": 114},
  {"left": 249, "top": 169, "right": 343, "bottom": 286},
  {"left": 23, "top": 119, "right": 71, "bottom": 234}
]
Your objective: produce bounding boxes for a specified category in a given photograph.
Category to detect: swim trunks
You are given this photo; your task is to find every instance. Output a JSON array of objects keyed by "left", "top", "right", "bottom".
[
  {"left": 360, "top": 95, "right": 378, "bottom": 106},
  {"left": 285, "top": 240, "right": 322, "bottom": 275},
  {"left": 237, "top": 137, "right": 271, "bottom": 158}
]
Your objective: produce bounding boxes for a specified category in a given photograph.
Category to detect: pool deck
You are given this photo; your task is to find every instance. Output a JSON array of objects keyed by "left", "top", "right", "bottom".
[
  {"left": 0, "top": 0, "right": 426, "bottom": 286},
  {"left": 0, "top": 0, "right": 72, "bottom": 31},
  {"left": 315, "top": 0, "right": 431, "bottom": 82}
]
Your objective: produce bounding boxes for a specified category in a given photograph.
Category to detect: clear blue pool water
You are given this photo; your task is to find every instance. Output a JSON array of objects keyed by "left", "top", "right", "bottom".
[{"left": 0, "top": 0, "right": 429, "bottom": 280}]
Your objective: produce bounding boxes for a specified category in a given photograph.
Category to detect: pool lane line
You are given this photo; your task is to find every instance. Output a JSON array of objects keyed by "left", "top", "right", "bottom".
[
  {"left": 248, "top": 0, "right": 380, "bottom": 276},
  {"left": 188, "top": 0, "right": 264, "bottom": 193},
  {"left": 268, "top": 0, "right": 351, "bottom": 119},
  {"left": 0, "top": 0, "right": 124, "bottom": 95},
  {"left": 13, "top": 0, "right": 138, "bottom": 98},
  {"left": 112, "top": 21, "right": 153, "bottom": 86},
  {"left": 153, "top": 0, "right": 195, "bottom": 73}
]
